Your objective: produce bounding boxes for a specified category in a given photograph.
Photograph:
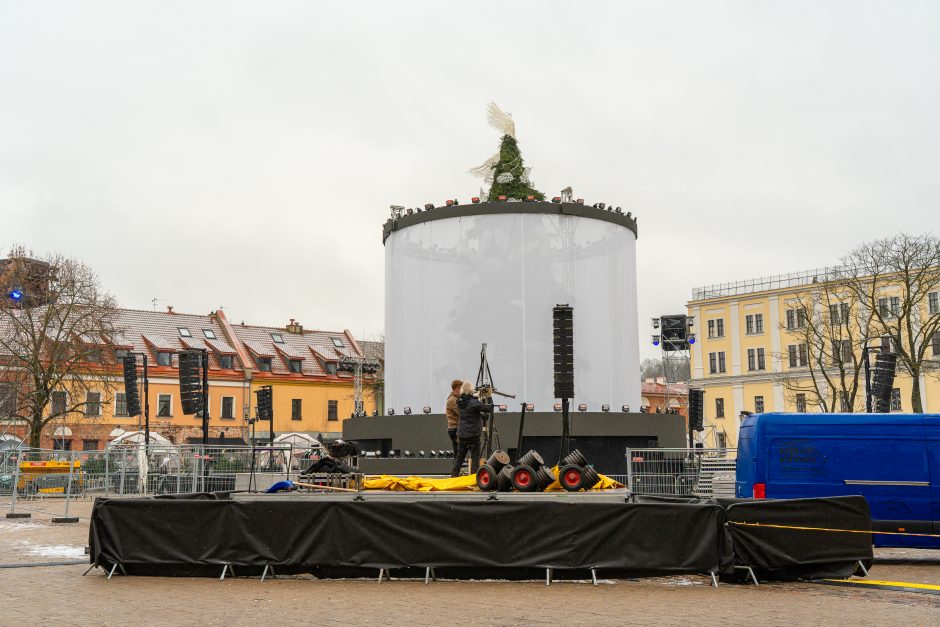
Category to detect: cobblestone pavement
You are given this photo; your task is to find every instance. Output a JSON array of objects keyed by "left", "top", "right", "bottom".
[{"left": 2, "top": 499, "right": 939, "bottom": 625}]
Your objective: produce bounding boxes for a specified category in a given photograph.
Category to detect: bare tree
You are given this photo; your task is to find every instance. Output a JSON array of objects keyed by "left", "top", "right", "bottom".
[
  {"left": 838, "top": 233, "right": 940, "bottom": 412},
  {"left": 0, "top": 247, "right": 120, "bottom": 448},
  {"left": 776, "top": 277, "right": 875, "bottom": 412},
  {"left": 639, "top": 358, "right": 664, "bottom": 380}
]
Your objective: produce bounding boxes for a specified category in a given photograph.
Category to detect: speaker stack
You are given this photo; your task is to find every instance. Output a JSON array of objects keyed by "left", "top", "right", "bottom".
[
  {"left": 552, "top": 305, "right": 574, "bottom": 400},
  {"left": 121, "top": 353, "right": 142, "bottom": 417},
  {"left": 178, "top": 350, "right": 205, "bottom": 415},
  {"left": 688, "top": 389, "right": 705, "bottom": 431},
  {"left": 871, "top": 352, "right": 897, "bottom": 413}
]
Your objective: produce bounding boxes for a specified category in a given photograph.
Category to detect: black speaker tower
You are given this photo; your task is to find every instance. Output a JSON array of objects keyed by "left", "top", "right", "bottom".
[
  {"left": 178, "top": 349, "right": 210, "bottom": 446},
  {"left": 122, "top": 353, "right": 142, "bottom": 417},
  {"left": 870, "top": 352, "right": 897, "bottom": 413},
  {"left": 255, "top": 385, "right": 275, "bottom": 445},
  {"left": 553, "top": 305, "right": 574, "bottom": 460},
  {"left": 688, "top": 389, "right": 705, "bottom": 447}
]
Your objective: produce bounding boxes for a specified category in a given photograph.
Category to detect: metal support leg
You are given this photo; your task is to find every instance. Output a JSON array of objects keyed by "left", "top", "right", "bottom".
[
  {"left": 377, "top": 568, "right": 386, "bottom": 583},
  {"left": 107, "top": 564, "right": 119, "bottom": 580},
  {"left": 82, "top": 563, "right": 98, "bottom": 576},
  {"left": 545, "top": 568, "right": 552, "bottom": 586},
  {"left": 220, "top": 564, "right": 235, "bottom": 581},
  {"left": 856, "top": 561, "right": 869, "bottom": 577},
  {"left": 424, "top": 567, "right": 436, "bottom": 584},
  {"left": 591, "top": 568, "right": 598, "bottom": 586},
  {"left": 710, "top": 572, "right": 719, "bottom": 588},
  {"left": 261, "top": 564, "right": 277, "bottom": 582}
]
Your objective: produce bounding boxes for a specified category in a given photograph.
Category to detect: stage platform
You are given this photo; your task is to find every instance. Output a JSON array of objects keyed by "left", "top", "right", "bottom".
[{"left": 88, "top": 491, "right": 874, "bottom": 583}]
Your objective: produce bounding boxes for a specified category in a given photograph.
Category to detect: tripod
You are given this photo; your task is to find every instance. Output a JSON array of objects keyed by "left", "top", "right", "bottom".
[{"left": 475, "top": 343, "right": 515, "bottom": 458}]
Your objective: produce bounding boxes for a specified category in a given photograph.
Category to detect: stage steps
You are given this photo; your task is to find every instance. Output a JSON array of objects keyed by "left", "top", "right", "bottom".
[{"left": 693, "top": 457, "right": 737, "bottom": 498}]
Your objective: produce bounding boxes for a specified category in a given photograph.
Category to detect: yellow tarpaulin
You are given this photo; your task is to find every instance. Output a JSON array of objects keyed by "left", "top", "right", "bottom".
[{"left": 362, "top": 467, "right": 624, "bottom": 492}]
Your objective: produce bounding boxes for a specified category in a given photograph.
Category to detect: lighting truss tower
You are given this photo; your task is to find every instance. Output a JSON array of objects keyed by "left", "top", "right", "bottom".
[
  {"left": 651, "top": 315, "right": 695, "bottom": 439},
  {"left": 338, "top": 356, "right": 381, "bottom": 417}
]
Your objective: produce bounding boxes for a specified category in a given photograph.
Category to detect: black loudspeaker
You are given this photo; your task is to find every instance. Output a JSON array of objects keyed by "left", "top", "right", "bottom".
[
  {"left": 688, "top": 388, "right": 705, "bottom": 431},
  {"left": 553, "top": 305, "right": 574, "bottom": 399},
  {"left": 178, "top": 350, "right": 205, "bottom": 415},
  {"left": 871, "top": 352, "right": 897, "bottom": 413},
  {"left": 256, "top": 386, "right": 273, "bottom": 421},
  {"left": 660, "top": 314, "right": 688, "bottom": 352},
  {"left": 121, "top": 353, "right": 142, "bottom": 417}
]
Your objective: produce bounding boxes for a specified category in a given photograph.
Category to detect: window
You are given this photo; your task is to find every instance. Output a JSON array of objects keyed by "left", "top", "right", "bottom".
[
  {"left": 716, "top": 432, "right": 728, "bottom": 449},
  {"left": 708, "top": 352, "right": 726, "bottom": 374},
  {"left": 878, "top": 296, "right": 900, "bottom": 318},
  {"left": 930, "top": 292, "right": 939, "bottom": 315},
  {"left": 890, "top": 388, "right": 902, "bottom": 411},
  {"left": 832, "top": 340, "right": 852, "bottom": 364},
  {"left": 82, "top": 440, "right": 99, "bottom": 451},
  {"left": 291, "top": 399, "right": 302, "bottom": 421},
  {"left": 331, "top": 337, "right": 345, "bottom": 348},
  {"left": 754, "top": 396, "right": 764, "bottom": 413},
  {"left": 157, "top": 394, "right": 172, "bottom": 417},
  {"left": 0, "top": 383, "right": 16, "bottom": 416},
  {"left": 881, "top": 335, "right": 894, "bottom": 353},
  {"left": 288, "top": 359, "right": 303, "bottom": 373},
  {"left": 795, "top": 393, "right": 807, "bottom": 413},
  {"left": 219, "top": 354, "right": 234, "bottom": 369},
  {"left": 85, "top": 392, "right": 101, "bottom": 416},
  {"left": 53, "top": 439, "right": 72, "bottom": 451},
  {"left": 707, "top": 319, "right": 725, "bottom": 339},
  {"left": 325, "top": 362, "right": 338, "bottom": 375},
  {"left": 51, "top": 390, "right": 67, "bottom": 415},
  {"left": 86, "top": 349, "right": 102, "bottom": 363},
  {"left": 156, "top": 351, "right": 172, "bottom": 366},
  {"left": 745, "top": 314, "right": 763, "bottom": 335},
  {"left": 221, "top": 396, "right": 234, "bottom": 419},
  {"left": 829, "top": 303, "right": 850, "bottom": 326},
  {"left": 747, "top": 348, "right": 766, "bottom": 371},
  {"left": 328, "top": 400, "right": 338, "bottom": 421},
  {"left": 839, "top": 391, "right": 851, "bottom": 412},
  {"left": 715, "top": 398, "right": 725, "bottom": 418},
  {"left": 933, "top": 332, "right": 940, "bottom": 357},
  {"left": 786, "top": 309, "right": 807, "bottom": 330},
  {"left": 271, "top": 333, "right": 284, "bottom": 344},
  {"left": 115, "top": 392, "right": 128, "bottom": 416},
  {"left": 114, "top": 348, "right": 129, "bottom": 360},
  {"left": 257, "top": 357, "right": 272, "bottom": 372},
  {"left": 202, "top": 329, "right": 217, "bottom": 339},
  {"left": 178, "top": 327, "right": 192, "bottom": 337},
  {"left": 787, "top": 344, "right": 808, "bottom": 368}
]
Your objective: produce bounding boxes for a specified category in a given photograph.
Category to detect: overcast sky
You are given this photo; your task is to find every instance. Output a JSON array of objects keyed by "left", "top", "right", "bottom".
[{"left": 2, "top": 1, "right": 938, "bottom": 360}]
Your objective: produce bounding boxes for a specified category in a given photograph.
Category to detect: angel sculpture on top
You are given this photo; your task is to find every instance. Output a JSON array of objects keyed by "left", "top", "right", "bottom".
[{"left": 469, "top": 102, "right": 545, "bottom": 202}]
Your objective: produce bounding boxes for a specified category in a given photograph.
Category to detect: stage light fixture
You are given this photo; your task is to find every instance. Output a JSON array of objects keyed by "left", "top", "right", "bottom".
[
  {"left": 651, "top": 318, "right": 660, "bottom": 328},
  {"left": 576, "top": 198, "right": 584, "bottom": 204},
  {"left": 404, "top": 450, "right": 413, "bottom": 458},
  {"left": 498, "top": 195, "right": 507, "bottom": 201},
  {"left": 526, "top": 195, "right": 535, "bottom": 201},
  {"left": 598, "top": 202, "right": 606, "bottom": 210},
  {"left": 471, "top": 197, "right": 480, "bottom": 203},
  {"left": 387, "top": 408, "right": 395, "bottom": 416},
  {"left": 525, "top": 403, "right": 534, "bottom": 411},
  {"left": 626, "top": 211, "right": 632, "bottom": 218},
  {"left": 622, "top": 404, "right": 631, "bottom": 412},
  {"left": 419, "top": 450, "right": 425, "bottom": 457},
  {"left": 553, "top": 403, "right": 562, "bottom": 412},
  {"left": 445, "top": 199, "right": 454, "bottom": 206},
  {"left": 615, "top": 208, "right": 623, "bottom": 214},
  {"left": 424, "top": 203, "right": 434, "bottom": 210},
  {"left": 551, "top": 196, "right": 561, "bottom": 203},
  {"left": 372, "top": 410, "right": 378, "bottom": 416},
  {"left": 687, "top": 316, "right": 695, "bottom": 327},
  {"left": 601, "top": 404, "right": 610, "bottom": 412},
  {"left": 688, "top": 334, "right": 696, "bottom": 345},
  {"left": 497, "top": 404, "right": 507, "bottom": 412},
  {"left": 422, "top": 406, "right": 431, "bottom": 414},
  {"left": 9, "top": 289, "right": 23, "bottom": 302},
  {"left": 403, "top": 406, "right": 412, "bottom": 415},
  {"left": 578, "top": 403, "right": 587, "bottom": 412},
  {"left": 652, "top": 334, "right": 661, "bottom": 346},
  {"left": 375, "top": 449, "right": 381, "bottom": 456}
]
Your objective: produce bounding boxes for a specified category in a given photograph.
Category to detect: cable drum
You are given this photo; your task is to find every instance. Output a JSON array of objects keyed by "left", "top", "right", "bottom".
[
  {"left": 496, "top": 465, "right": 514, "bottom": 491},
  {"left": 535, "top": 466, "right": 556, "bottom": 491},
  {"left": 517, "top": 450, "right": 544, "bottom": 470},
  {"left": 486, "top": 450, "right": 510, "bottom": 473},
  {"left": 560, "top": 449, "right": 587, "bottom": 468}
]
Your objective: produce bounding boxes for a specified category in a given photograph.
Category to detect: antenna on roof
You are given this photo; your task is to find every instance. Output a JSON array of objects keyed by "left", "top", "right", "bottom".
[{"left": 151, "top": 297, "right": 165, "bottom": 311}]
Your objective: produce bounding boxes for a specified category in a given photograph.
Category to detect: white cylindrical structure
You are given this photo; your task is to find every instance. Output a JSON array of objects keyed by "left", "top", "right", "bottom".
[{"left": 383, "top": 202, "right": 640, "bottom": 414}]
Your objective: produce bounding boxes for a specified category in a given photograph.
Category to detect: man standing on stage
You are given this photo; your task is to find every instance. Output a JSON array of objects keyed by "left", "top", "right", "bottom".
[
  {"left": 450, "top": 382, "right": 487, "bottom": 477},
  {"left": 445, "top": 379, "right": 462, "bottom": 453}
]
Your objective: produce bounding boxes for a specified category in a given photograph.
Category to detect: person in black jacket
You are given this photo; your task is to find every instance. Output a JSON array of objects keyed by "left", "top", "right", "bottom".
[{"left": 450, "top": 381, "right": 488, "bottom": 477}]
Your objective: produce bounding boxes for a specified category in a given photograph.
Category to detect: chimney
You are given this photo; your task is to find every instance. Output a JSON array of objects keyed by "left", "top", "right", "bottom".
[
  {"left": 167, "top": 305, "right": 174, "bottom": 314},
  {"left": 286, "top": 319, "right": 303, "bottom": 334}
]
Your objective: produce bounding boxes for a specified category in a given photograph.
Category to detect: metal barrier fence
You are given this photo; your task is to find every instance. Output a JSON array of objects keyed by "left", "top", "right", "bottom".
[
  {"left": 0, "top": 444, "right": 320, "bottom": 506},
  {"left": 626, "top": 448, "right": 737, "bottom": 498}
]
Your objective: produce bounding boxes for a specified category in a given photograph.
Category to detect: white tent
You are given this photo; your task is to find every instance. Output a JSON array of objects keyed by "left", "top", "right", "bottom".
[
  {"left": 273, "top": 432, "right": 321, "bottom": 449},
  {"left": 257, "top": 433, "right": 321, "bottom": 470}
]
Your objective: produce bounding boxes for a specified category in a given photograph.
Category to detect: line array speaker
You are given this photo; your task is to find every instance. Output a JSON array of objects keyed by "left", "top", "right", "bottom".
[
  {"left": 553, "top": 305, "right": 574, "bottom": 399},
  {"left": 121, "top": 353, "right": 142, "bottom": 417},
  {"left": 178, "top": 350, "right": 205, "bottom": 415}
]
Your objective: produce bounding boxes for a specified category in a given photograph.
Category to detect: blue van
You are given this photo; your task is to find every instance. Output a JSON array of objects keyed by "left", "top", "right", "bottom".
[{"left": 736, "top": 412, "right": 940, "bottom": 548}]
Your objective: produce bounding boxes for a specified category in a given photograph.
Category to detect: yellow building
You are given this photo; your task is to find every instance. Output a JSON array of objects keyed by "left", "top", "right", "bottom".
[{"left": 687, "top": 268, "right": 940, "bottom": 448}]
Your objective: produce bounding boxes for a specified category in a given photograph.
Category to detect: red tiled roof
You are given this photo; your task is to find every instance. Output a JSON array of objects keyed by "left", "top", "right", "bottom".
[{"left": 229, "top": 322, "right": 363, "bottom": 377}]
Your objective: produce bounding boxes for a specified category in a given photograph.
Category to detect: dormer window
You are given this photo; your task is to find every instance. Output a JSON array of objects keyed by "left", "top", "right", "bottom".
[
  {"left": 325, "top": 362, "right": 337, "bottom": 375},
  {"left": 219, "top": 355, "right": 234, "bottom": 369},
  {"left": 272, "top": 333, "right": 284, "bottom": 344},
  {"left": 331, "top": 337, "right": 345, "bottom": 348},
  {"left": 157, "top": 351, "right": 172, "bottom": 366},
  {"left": 114, "top": 349, "right": 129, "bottom": 360},
  {"left": 178, "top": 327, "right": 192, "bottom": 337},
  {"left": 257, "top": 357, "right": 272, "bottom": 372},
  {"left": 288, "top": 359, "right": 302, "bottom": 373},
  {"left": 203, "top": 329, "right": 216, "bottom": 339}
]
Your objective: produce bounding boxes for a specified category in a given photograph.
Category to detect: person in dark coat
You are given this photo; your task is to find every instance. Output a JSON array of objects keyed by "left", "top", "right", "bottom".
[{"left": 450, "top": 381, "right": 488, "bottom": 477}]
